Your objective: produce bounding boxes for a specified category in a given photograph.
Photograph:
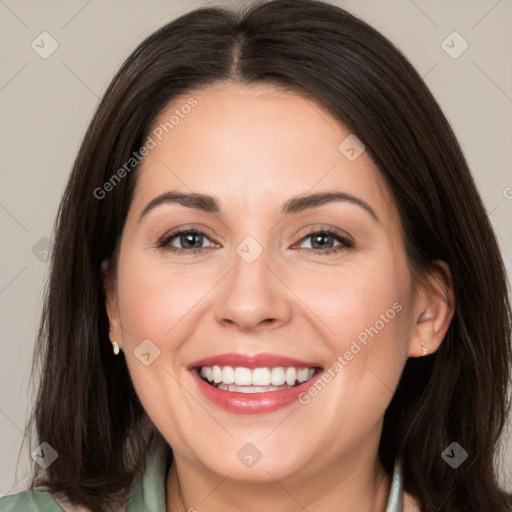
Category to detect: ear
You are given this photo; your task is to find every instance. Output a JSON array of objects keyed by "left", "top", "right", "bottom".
[
  {"left": 102, "top": 259, "right": 123, "bottom": 350},
  {"left": 408, "top": 260, "right": 455, "bottom": 357}
]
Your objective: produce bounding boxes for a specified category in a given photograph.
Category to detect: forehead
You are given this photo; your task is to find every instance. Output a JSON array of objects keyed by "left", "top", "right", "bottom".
[{"left": 132, "top": 82, "right": 396, "bottom": 224}]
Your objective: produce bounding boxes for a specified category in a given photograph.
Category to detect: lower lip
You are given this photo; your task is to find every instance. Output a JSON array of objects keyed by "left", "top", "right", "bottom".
[{"left": 191, "top": 369, "right": 322, "bottom": 414}]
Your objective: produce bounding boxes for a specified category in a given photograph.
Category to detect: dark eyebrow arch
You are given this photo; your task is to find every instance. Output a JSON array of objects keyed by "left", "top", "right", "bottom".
[
  {"left": 140, "top": 192, "right": 219, "bottom": 219},
  {"left": 139, "top": 190, "right": 379, "bottom": 222},
  {"left": 282, "top": 191, "right": 379, "bottom": 222}
]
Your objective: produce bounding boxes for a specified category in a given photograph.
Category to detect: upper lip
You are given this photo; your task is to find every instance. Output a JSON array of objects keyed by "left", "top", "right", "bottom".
[{"left": 188, "top": 352, "right": 322, "bottom": 370}]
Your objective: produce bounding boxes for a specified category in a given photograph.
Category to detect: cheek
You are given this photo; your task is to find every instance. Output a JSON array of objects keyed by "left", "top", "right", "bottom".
[
  {"left": 114, "top": 258, "right": 213, "bottom": 446},
  {"left": 116, "top": 257, "right": 215, "bottom": 345},
  {"left": 291, "top": 252, "right": 412, "bottom": 408},
  {"left": 291, "top": 255, "right": 409, "bottom": 350}
]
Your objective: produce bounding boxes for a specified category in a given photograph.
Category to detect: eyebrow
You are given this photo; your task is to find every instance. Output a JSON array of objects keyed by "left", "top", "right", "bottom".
[{"left": 139, "top": 190, "right": 379, "bottom": 222}]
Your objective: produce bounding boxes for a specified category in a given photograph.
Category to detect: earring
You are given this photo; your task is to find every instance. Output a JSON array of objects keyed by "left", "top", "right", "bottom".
[
  {"left": 420, "top": 340, "right": 427, "bottom": 357},
  {"left": 112, "top": 341, "right": 120, "bottom": 355}
]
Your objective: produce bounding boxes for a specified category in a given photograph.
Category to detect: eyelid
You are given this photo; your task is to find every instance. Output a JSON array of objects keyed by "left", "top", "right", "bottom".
[
  {"left": 159, "top": 223, "right": 218, "bottom": 243},
  {"left": 293, "top": 224, "right": 354, "bottom": 245}
]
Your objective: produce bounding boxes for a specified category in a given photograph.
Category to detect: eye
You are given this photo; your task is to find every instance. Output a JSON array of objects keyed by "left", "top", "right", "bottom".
[
  {"left": 157, "top": 227, "right": 354, "bottom": 256},
  {"left": 158, "top": 228, "right": 216, "bottom": 253},
  {"left": 296, "top": 229, "right": 354, "bottom": 255}
]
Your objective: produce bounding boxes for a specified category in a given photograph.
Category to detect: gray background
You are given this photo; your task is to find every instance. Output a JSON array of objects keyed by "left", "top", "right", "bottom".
[{"left": 1, "top": 0, "right": 511, "bottom": 497}]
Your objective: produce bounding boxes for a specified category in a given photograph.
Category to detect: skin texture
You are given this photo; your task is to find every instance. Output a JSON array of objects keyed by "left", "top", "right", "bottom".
[{"left": 104, "top": 82, "right": 454, "bottom": 512}]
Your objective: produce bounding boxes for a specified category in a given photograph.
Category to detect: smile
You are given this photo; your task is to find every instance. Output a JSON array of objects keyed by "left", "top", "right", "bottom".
[
  {"left": 189, "top": 353, "right": 323, "bottom": 414},
  {"left": 199, "top": 365, "right": 317, "bottom": 392}
]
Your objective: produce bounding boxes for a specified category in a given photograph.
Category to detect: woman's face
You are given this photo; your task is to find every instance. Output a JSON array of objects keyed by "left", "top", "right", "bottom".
[{"left": 106, "top": 82, "right": 434, "bottom": 484}]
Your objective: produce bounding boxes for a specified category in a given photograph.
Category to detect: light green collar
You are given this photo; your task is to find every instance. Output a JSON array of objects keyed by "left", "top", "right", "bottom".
[
  {"left": 127, "top": 441, "right": 403, "bottom": 512},
  {"left": 125, "top": 439, "right": 169, "bottom": 511},
  {"left": 385, "top": 458, "right": 403, "bottom": 511}
]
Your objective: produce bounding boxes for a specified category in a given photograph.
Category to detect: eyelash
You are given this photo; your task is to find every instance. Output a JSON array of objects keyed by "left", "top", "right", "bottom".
[{"left": 157, "top": 226, "right": 354, "bottom": 255}]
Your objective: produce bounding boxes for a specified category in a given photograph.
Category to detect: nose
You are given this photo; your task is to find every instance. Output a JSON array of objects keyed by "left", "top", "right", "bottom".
[{"left": 213, "top": 244, "right": 293, "bottom": 333}]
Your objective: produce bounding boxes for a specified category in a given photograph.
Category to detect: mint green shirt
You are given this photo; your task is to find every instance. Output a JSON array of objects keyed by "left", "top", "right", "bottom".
[{"left": 0, "top": 445, "right": 404, "bottom": 511}]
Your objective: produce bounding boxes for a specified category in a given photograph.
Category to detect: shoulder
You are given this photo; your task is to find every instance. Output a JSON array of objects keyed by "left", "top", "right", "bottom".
[
  {"left": 0, "top": 490, "right": 94, "bottom": 512},
  {"left": 0, "top": 490, "right": 64, "bottom": 511}
]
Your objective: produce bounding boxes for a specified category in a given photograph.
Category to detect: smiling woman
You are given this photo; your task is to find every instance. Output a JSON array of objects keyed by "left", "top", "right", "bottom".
[{"left": 1, "top": 0, "right": 512, "bottom": 511}]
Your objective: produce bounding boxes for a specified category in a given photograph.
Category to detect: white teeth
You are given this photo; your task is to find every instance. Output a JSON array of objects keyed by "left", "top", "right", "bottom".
[
  {"left": 212, "top": 365, "right": 223, "bottom": 384},
  {"left": 218, "top": 383, "right": 293, "bottom": 393},
  {"left": 252, "top": 368, "right": 271, "bottom": 386},
  {"left": 234, "top": 367, "right": 252, "bottom": 385},
  {"left": 285, "top": 367, "right": 297, "bottom": 386},
  {"left": 222, "top": 366, "right": 235, "bottom": 384},
  {"left": 199, "top": 365, "right": 317, "bottom": 390},
  {"left": 200, "top": 367, "right": 215, "bottom": 382},
  {"left": 297, "top": 368, "right": 310, "bottom": 383},
  {"left": 271, "top": 367, "right": 286, "bottom": 386}
]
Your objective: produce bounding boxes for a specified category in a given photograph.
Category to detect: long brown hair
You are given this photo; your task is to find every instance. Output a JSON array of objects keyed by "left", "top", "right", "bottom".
[{"left": 29, "top": 1, "right": 512, "bottom": 510}]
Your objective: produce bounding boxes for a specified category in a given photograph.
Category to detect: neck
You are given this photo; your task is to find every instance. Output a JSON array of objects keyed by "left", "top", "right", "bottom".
[{"left": 165, "top": 449, "right": 392, "bottom": 512}]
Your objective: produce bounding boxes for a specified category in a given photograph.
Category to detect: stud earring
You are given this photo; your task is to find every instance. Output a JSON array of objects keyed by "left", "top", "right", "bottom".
[
  {"left": 420, "top": 340, "right": 427, "bottom": 357},
  {"left": 112, "top": 341, "right": 120, "bottom": 355}
]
